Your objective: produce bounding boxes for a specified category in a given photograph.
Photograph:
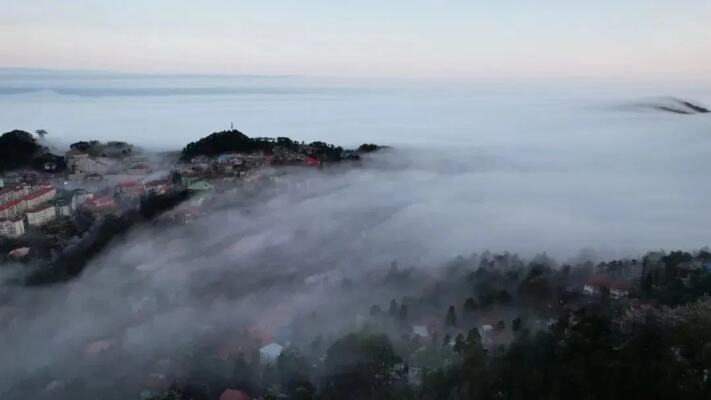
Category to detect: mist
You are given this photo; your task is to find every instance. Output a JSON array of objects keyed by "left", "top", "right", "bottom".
[{"left": 1, "top": 73, "right": 711, "bottom": 397}]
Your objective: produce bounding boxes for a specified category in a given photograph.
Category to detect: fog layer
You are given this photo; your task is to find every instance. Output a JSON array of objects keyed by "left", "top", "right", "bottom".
[{"left": 0, "top": 76, "right": 710, "bottom": 396}]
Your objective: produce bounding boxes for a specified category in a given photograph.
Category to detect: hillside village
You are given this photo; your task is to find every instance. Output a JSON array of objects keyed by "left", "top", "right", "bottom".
[{"left": 0, "top": 129, "right": 380, "bottom": 263}]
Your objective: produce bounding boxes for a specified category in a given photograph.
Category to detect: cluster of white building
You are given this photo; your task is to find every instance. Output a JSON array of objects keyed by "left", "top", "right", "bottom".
[
  {"left": 66, "top": 149, "right": 151, "bottom": 180},
  {"left": 0, "top": 184, "right": 58, "bottom": 237},
  {"left": 0, "top": 185, "right": 56, "bottom": 219},
  {"left": 0, "top": 218, "right": 25, "bottom": 237},
  {"left": 66, "top": 150, "right": 112, "bottom": 178}
]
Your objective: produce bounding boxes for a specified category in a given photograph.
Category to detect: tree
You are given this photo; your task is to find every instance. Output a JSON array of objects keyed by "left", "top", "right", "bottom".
[
  {"left": 0, "top": 130, "right": 42, "bottom": 172},
  {"left": 445, "top": 305, "right": 457, "bottom": 328},
  {"left": 442, "top": 333, "right": 452, "bottom": 347},
  {"left": 277, "top": 346, "right": 312, "bottom": 389},
  {"left": 322, "top": 333, "right": 400, "bottom": 399},
  {"left": 35, "top": 129, "right": 48, "bottom": 138},
  {"left": 453, "top": 334, "right": 465, "bottom": 357},
  {"left": 512, "top": 317, "right": 523, "bottom": 332},
  {"left": 399, "top": 304, "right": 408, "bottom": 321},
  {"left": 369, "top": 304, "right": 382, "bottom": 317},
  {"left": 463, "top": 328, "right": 485, "bottom": 358},
  {"left": 358, "top": 143, "right": 380, "bottom": 153},
  {"left": 463, "top": 297, "right": 478, "bottom": 314},
  {"left": 388, "top": 299, "right": 399, "bottom": 317}
]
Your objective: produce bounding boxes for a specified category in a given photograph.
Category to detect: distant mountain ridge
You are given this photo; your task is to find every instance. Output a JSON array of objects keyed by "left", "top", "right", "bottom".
[{"left": 647, "top": 98, "right": 710, "bottom": 115}]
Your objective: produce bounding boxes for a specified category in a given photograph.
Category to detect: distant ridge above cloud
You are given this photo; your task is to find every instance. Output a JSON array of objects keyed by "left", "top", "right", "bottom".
[
  {"left": 0, "top": 67, "right": 297, "bottom": 80},
  {"left": 619, "top": 97, "right": 710, "bottom": 115},
  {"left": 0, "top": 68, "right": 348, "bottom": 98}
]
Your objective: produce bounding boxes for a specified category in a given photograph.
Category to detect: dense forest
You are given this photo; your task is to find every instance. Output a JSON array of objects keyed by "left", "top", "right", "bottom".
[{"left": 139, "top": 249, "right": 711, "bottom": 400}]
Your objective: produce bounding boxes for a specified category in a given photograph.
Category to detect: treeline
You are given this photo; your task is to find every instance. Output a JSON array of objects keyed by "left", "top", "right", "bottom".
[
  {"left": 0, "top": 130, "right": 45, "bottom": 172},
  {"left": 146, "top": 249, "right": 711, "bottom": 400},
  {"left": 180, "top": 129, "right": 379, "bottom": 162}
]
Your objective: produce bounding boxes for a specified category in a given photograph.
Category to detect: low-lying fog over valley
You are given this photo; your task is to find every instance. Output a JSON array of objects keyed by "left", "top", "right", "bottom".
[{"left": 1, "top": 73, "right": 711, "bottom": 399}]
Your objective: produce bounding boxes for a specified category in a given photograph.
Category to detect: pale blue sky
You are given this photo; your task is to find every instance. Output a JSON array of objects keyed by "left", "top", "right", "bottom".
[{"left": 0, "top": 0, "right": 709, "bottom": 82}]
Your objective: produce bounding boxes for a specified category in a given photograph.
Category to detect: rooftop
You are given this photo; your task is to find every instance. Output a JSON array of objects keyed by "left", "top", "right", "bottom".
[
  {"left": 27, "top": 203, "right": 55, "bottom": 213},
  {"left": 0, "top": 186, "right": 52, "bottom": 212}
]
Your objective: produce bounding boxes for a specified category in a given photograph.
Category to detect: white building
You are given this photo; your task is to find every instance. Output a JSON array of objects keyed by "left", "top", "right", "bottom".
[
  {"left": 55, "top": 201, "right": 72, "bottom": 217},
  {"left": 25, "top": 187, "right": 56, "bottom": 210},
  {"left": 0, "top": 185, "right": 30, "bottom": 204},
  {"left": 66, "top": 151, "right": 111, "bottom": 176},
  {"left": 259, "top": 343, "right": 283, "bottom": 364},
  {"left": 478, "top": 324, "right": 494, "bottom": 346},
  {"left": 412, "top": 325, "right": 429, "bottom": 338},
  {"left": 0, "top": 186, "right": 55, "bottom": 219},
  {"left": 72, "top": 190, "right": 90, "bottom": 209},
  {"left": 0, "top": 218, "right": 25, "bottom": 237},
  {"left": 26, "top": 203, "right": 57, "bottom": 226},
  {"left": 583, "top": 281, "right": 629, "bottom": 300},
  {"left": 582, "top": 284, "right": 596, "bottom": 296}
]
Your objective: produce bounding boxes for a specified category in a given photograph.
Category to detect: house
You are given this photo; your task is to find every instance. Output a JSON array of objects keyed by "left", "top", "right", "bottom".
[
  {"left": 0, "top": 185, "right": 30, "bottom": 204},
  {"left": 115, "top": 180, "right": 145, "bottom": 197},
  {"left": 127, "top": 164, "right": 148, "bottom": 175},
  {"left": 24, "top": 186, "right": 56, "bottom": 209},
  {"left": 66, "top": 150, "right": 111, "bottom": 177},
  {"left": 407, "top": 366, "right": 423, "bottom": 386},
  {"left": 181, "top": 175, "right": 200, "bottom": 187},
  {"left": 145, "top": 180, "right": 172, "bottom": 196},
  {"left": 303, "top": 156, "right": 321, "bottom": 167},
  {"left": 190, "top": 155, "right": 210, "bottom": 165},
  {"left": 219, "top": 389, "right": 249, "bottom": 400},
  {"left": 84, "top": 196, "right": 118, "bottom": 214},
  {"left": 8, "top": 247, "right": 30, "bottom": 258},
  {"left": 72, "top": 189, "right": 89, "bottom": 209},
  {"left": 0, "top": 218, "right": 25, "bottom": 237},
  {"left": 478, "top": 324, "right": 494, "bottom": 346},
  {"left": 583, "top": 277, "right": 630, "bottom": 299},
  {"left": 0, "top": 186, "right": 56, "bottom": 219},
  {"left": 259, "top": 342, "right": 283, "bottom": 364},
  {"left": 412, "top": 325, "right": 429, "bottom": 338},
  {"left": 26, "top": 203, "right": 57, "bottom": 226},
  {"left": 217, "top": 153, "right": 242, "bottom": 164},
  {"left": 84, "top": 339, "right": 115, "bottom": 356},
  {"left": 187, "top": 180, "right": 214, "bottom": 192},
  {"left": 54, "top": 192, "right": 74, "bottom": 217}
]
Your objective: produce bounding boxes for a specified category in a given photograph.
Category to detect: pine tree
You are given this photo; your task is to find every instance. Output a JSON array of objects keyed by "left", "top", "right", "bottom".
[
  {"left": 399, "top": 304, "right": 408, "bottom": 321},
  {"left": 389, "top": 299, "right": 399, "bottom": 317},
  {"left": 453, "top": 334, "right": 465, "bottom": 356},
  {"left": 369, "top": 304, "right": 382, "bottom": 317},
  {"left": 445, "top": 305, "right": 457, "bottom": 327}
]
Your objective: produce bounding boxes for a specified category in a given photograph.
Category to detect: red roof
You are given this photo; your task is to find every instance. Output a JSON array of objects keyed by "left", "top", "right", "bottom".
[
  {"left": 146, "top": 179, "right": 170, "bottom": 186},
  {"left": 0, "top": 198, "right": 23, "bottom": 212},
  {"left": 25, "top": 186, "right": 54, "bottom": 200},
  {"left": 85, "top": 196, "right": 116, "bottom": 209},
  {"left": 219, "top": 389, "right": 249, "bottom": 400},
  {"left": 117, "top": 180, "right": 142, "bottom": 187},
  {"left": 303, "top": 156, "right": 321, "bottom": 166},
  {"left": 0, "top": 187, "right": 54, "bottom": 212}
]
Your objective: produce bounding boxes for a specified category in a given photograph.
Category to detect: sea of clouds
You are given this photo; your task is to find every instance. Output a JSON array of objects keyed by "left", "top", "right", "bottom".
[{"left": 0, "top": 73, "right": 710, "bottom": 397}]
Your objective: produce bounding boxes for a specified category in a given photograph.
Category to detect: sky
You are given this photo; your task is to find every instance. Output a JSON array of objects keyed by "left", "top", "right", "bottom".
[{"left": 0, "top": 0, "right": 710, "bottom": 82}]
